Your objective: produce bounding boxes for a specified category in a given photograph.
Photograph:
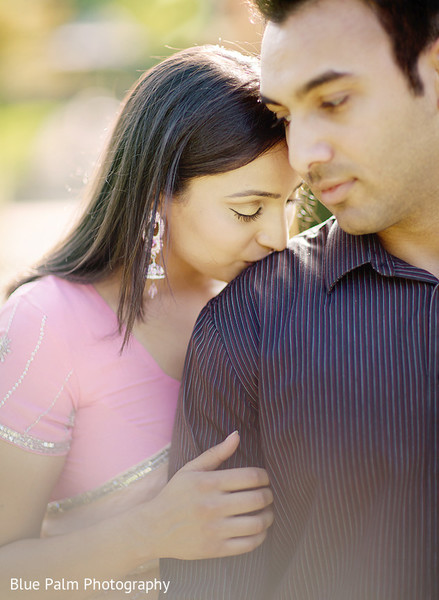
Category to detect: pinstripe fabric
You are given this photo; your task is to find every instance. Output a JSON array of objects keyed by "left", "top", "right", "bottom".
[{"left": 161, "top": 217, "right": 438, "bottom": 600}]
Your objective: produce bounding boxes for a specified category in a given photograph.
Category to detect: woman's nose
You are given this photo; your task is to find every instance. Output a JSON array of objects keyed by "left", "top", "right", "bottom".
[{"left": 256, "top": 214, "right": 289, "bottom": 252}]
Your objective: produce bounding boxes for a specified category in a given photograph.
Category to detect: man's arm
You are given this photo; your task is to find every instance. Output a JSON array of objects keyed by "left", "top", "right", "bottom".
[{"left": 161, "top": 290, "right": 271, "bottom": 599}]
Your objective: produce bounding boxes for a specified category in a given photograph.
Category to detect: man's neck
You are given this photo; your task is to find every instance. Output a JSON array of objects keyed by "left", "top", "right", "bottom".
[{"left": 378, "top": 225, "right": 439, "bottom": 279}]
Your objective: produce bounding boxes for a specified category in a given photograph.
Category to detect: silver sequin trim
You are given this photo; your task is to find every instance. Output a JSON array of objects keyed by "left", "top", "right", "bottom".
[
  {"left": 26, "top": 370, "right": 74, "bottom": 434},
  {"left": 1, "top": 314, "right": 47, "bottom": 409},
  {"left": 0, "top": 298, "right": 20, "bottom": 362},
  {"left": 47, "top": 445, "right": 170, "bottom": 513},
  {"left": 0, "top": 334, "right": 11, "bottom": 362},
  {"left": 0, "top": 422, "right": 71, "bottom": 454}
]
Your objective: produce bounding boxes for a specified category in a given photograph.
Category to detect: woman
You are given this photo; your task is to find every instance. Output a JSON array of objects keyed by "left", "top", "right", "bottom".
[{"left": 0, "top": 45, "right": 300, "bottom": 599}]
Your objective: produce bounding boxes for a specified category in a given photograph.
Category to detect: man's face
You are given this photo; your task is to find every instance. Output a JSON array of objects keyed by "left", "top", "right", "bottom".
[{"left": 260, "top": 0, "right": 439, "bottom": 236}]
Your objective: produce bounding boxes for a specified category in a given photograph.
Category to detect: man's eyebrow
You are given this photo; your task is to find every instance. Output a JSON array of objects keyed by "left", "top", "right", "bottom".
[
  {"left": 260, "top": 70, "right": 353, "bottom": 106},
  {"left": 298, "top": 70, "right": 353, "bottom": 97},
  {"left": 226, "top": 190, "right": 281, "bottom": 199}
]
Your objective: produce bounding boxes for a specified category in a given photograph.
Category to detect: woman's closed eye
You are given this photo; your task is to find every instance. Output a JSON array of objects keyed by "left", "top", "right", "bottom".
[
  {"left": 274, "top": 114, "right": 291, "bottom": 127},
  {"left": 231, "top": 207, "right": 262, "bottom": 222}
]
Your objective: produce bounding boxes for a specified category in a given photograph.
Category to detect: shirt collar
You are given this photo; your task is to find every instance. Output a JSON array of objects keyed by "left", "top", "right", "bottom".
[{"left": 324, "top": 217, "right": 437, "bottom": 291}]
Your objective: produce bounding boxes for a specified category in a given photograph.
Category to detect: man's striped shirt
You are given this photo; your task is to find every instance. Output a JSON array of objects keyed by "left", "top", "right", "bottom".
[{"left": 162, "top": 217, "right": 438, "bottom": 600}]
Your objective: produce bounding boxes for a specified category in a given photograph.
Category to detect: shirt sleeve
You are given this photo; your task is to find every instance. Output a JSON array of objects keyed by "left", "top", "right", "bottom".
[
  {"left": 161, "top": 280, "right": 272, "bottom": 600},
  {"left": 0, "top": 292, "right": 77, "bottom": 455}
]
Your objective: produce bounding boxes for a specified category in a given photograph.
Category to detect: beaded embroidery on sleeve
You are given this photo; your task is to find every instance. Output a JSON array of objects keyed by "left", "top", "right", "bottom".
[
  {"left": 0, "top": 298, "right": 74, "bottom": 454},
  {"left": 0, "top": 296, "right": 18, "bottom": 362}
]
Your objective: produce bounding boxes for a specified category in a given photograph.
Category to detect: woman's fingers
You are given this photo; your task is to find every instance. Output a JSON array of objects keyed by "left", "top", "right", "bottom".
[
  {"left": 192, "top": 508, "right": 274, "bottom": 559},
  {"left": 179, "top": 432, "right": 270, "bottom": 494},
  {"left": 181, "top": 431, "right": 240, "bottom": 473},
  {"left": 190, "top": 480, "right": 273, "bottom": 521},
  {"left": 219, "top": 507, "right": 275, "bottom": 540},
  {"left": 209, "top": 466, "right": 271, "bottom": 492},
  {"left": 218, "top": 530, "right": 270, "bottom": 558},
  {"left": 147, "top": 435, "right": 274, "bottom": 560},
  {"left": 220, "top": 486, "right": 274, "bottom": 516}
]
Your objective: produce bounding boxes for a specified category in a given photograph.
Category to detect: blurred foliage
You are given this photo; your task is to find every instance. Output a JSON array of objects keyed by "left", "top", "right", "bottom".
[
  {"left": 0, "top": 0, "right": 210, "bottom": 103},
  {"left": 0, "top": 0, "right": 331, "bottom": 232},
  {"left": 295, "top": 184, "right": 333, "bottom": 233},
  {"left": 0, "top": 0, "right": 234, "bottom": 205},
  {"left": 0, "top": 101, "right": 58, "bottom": 204},
  {"left": 121, "top": 0, "right": 210, "bottom": 40}
]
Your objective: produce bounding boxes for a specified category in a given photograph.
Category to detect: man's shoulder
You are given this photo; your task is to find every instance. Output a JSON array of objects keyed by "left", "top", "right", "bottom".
[
  {"left": 288, "top": 215, "right": 336, "bottom": 252},
  {"left": 230, "top": 216, "right": 335, "bottom": 285},
  {"left": 257, "top": 215, "right": 336, "bottom": 275},
  {"left": 208, "top": 217, "right": 336, "bottom": 316}
]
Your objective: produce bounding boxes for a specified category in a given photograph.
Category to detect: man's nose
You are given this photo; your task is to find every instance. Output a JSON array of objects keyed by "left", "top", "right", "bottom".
[{"left": 286, "top": 119, "right": 334, "bottom": 175}]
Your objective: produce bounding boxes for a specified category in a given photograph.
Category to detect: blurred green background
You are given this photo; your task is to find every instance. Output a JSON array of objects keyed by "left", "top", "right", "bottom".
[
  {"left": 0, "top": 0, "right": 265, "bottom": 295},
  {"left": 0, "top": 0, "right": 330, "bottom": 298}
]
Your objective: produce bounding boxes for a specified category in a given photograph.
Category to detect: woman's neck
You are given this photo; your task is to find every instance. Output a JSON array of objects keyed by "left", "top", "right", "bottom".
[{"left": 93, "top": 266, "right": 226, "bottom": 381}]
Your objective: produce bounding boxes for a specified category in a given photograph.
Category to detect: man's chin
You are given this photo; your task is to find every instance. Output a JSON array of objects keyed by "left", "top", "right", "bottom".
[{"left": 333, "top": 211, "right": 381, "bottom": 236}]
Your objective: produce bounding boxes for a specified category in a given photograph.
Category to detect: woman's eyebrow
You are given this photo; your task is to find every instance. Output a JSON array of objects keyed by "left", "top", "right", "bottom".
[{"left": 226, "top": 190, "right": 282, "bottom": 199}]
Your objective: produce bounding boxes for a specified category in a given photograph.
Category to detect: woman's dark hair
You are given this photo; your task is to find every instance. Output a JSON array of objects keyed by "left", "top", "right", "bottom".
[
  {"left": 251, "top": 0, "right": 439, "bottom": 94},
  {"left": 9, "top": 45, "right": 286, "bottom": 346}
]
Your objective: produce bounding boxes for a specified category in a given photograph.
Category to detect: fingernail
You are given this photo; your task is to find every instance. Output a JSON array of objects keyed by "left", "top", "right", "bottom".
[{"left": 226, "top": 430, "right": 239, "bottom": 439}]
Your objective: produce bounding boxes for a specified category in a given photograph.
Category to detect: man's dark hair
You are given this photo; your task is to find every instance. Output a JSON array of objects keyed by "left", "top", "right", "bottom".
[{"left": 252, "top": 0, "right": 439, "bottom": 94}]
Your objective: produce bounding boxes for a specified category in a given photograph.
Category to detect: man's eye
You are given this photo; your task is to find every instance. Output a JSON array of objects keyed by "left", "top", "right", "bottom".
[{"left": 320, "top": 95, "right": 348, "bottom": 110}]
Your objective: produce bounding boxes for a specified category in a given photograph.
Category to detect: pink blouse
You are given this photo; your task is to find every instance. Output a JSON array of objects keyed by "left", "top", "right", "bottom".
[{"left": 0, "top": 276, "right": 179, "bottom": 503}]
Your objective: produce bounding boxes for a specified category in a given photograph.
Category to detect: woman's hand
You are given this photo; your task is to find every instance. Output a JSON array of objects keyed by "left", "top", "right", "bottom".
[
  {"left": 145, "top": 431, "right": 274, "bottom": 560},
  {"left": 0, "top": 433, "right": 272, "bottom": 598}
]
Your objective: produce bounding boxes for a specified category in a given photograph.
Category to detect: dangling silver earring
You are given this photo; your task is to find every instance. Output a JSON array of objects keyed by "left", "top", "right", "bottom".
[{"left": 146, "top": 212, "right": 165, "bottom": 298}]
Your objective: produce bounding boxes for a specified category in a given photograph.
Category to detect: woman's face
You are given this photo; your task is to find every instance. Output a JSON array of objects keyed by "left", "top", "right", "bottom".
[{"left": 166, "top": 143, "right": 301, "bottom": 283}]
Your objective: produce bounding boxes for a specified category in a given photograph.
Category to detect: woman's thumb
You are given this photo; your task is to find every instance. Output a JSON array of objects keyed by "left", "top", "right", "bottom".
[{"left": 182, "top": 431, "right": 240, "bottom": 472}]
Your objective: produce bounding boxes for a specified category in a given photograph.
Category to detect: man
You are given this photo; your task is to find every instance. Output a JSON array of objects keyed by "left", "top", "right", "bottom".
[{"left": 161, "top": 1, "right": 438, "bottom": 598}]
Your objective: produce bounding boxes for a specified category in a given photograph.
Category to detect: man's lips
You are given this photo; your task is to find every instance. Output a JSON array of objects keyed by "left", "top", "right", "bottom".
[{"left": 318, "top": 179, "right": 355, "bottom": 206}]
